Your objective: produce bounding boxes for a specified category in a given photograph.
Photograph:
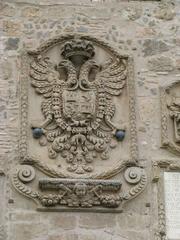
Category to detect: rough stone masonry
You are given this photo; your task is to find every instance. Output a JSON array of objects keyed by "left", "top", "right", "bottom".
[{"left": 0, "top": 0, "right": 180, "bottom": 240}]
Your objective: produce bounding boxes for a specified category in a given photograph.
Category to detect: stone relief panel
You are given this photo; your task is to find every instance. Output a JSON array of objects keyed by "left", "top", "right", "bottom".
[
  {"left": 161, "top": 82, "right": 180, "bottom": 155},
  {"left": 11, "top": 34, "right": 147, "bottom": 211}
]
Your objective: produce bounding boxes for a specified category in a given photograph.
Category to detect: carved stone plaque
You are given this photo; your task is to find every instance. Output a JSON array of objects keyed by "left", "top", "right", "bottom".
[
  {"left": 164, "top": 172, "right": 180, "bottom": 239},
  {"left": 11, "top": 35, "right": 147, "bottom": 212},
  {"left": 161, "top": 82, "right": 180, "bottom": 155}
]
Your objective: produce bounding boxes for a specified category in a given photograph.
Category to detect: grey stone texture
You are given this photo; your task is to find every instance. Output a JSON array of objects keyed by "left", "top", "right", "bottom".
[{"left": 0, "top": 0, "right": 179, "bottom": 240}]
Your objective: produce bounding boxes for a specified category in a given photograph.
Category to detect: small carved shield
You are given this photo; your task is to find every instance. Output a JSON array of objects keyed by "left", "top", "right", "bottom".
[{"left": 62, "top": 89, "right": 96, "bottom": 121}]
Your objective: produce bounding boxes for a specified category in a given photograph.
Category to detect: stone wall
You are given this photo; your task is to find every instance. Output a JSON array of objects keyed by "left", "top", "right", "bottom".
[{"left": 0, "top": 0, "right": 179, "bottom": 239}]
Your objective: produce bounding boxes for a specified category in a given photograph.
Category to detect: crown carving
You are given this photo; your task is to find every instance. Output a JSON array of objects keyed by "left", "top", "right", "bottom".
[{"left": 61, "top": 39, "right": 95, "bottom": 60}]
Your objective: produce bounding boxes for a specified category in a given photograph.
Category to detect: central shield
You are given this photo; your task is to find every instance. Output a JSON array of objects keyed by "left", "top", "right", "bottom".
[{"left": 62, "top": 89, "right": 96, "bottom": 121}]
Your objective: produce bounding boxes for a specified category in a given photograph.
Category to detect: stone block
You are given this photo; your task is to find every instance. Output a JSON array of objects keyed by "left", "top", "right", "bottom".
[
  {"left": 10, "top": 211, "right": 40, "bottom": 222},
  {"left": 5, "top": 38, "right": 19, "bottom": 50},
  {"left": 79, "top": 213, "right": 116, "bottom": 229},
  {"left": 48, "top": 213, "right": 77, "bottom": 230},
  {"left": 0, "top": 3, "right": 16, "bottom": 17},
  {"left": 49, "top": 233, "right": 79, "bottom": 240},
  {"left": 21, "top": 7, "right": 40, "bottom": 18},
  {"left": 148, "top": 56, "right": 174, "bottom": 72},
  {"left": 117, "top": 212, "right": 150, "bottom": 230},
  {"left": 3, "top": 20, "right": 21, "bottom": 36},
  {"left": 0, "top": 60, "right": 12, "bottom": 80},
  {"left": 154, "top": 3, "right": 175, "bottom": 21},
  {"left": 142, "top": 39, "right": 170, "bottom": 56},
  {"left": 78, "top": 233, "right": 97, "bottom": 240},
  {"left": 10, "top": 222, "right": 48, "bottom": 240}
]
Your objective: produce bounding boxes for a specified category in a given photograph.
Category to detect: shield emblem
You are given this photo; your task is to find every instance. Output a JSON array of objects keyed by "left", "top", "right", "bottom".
[{"left": 62, "top": 89, "right": 96, "bottom": 120}]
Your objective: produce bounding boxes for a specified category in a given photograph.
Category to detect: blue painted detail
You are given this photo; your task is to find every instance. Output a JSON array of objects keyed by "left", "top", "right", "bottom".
[
  {"left": 32, "top": 128, "right": 43, "bottom": 139},
  {"left": 115, "top": 130, "right": 125, "bottom": 141}
]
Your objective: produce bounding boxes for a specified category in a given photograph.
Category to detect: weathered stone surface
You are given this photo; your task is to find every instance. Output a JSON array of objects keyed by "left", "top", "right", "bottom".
[
  {"left": 9, "top": 211, "right": 40, "bottom": 222},
  {"left": 49, "top": 233, "right": 79, "bottom": 240},
  {"left": 49, "top": 214, "right": 77, "bottom": 230},
  {"left": 154, "top": 3, "right": 175, "bottom": 21},
  {"left": 21, "top": 7, "right": 40, "bottom": 18},
  {"left": 3, "top": 20, "right": 21, "bottom": 36},
  {"left": 176, "top": 59, "right": 180, "bottom": 70},
  {"left": 117, "top": 212, "right": 150, "bottom": 230},
  {"left": 122, "top": 6, "right": 142, "bottom": 21},
  {"left": 78, "top": 234, "right": 97, "bottom": 240},
  {"left": 5, "top": 38, "right": 19, "bottom": 50},
  {"left": 79, "top": 213, "right": 116, "bottom": 229},
  {"left": 0, "top": 3, "right": 16, "bottom": 17},
  {"left": 142, "top": 39, "right": 171, "bottom": 56},
  {"left": 147, "top": 56, "right": 174, "bottom": 72},
  {"left": 10, "top": 223, "right": 48, "bottom": 240},
  {"left": 0, "top": 60, "right": 12, "bottom": 80}
]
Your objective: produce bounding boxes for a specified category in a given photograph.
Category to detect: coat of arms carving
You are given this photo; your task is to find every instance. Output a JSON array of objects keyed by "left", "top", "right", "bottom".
[
  {"left": 30, "top": 39, "right": 127, "bottom": 174},
  {"left": 11, "top": 35, "right": 147, "bottom": 211}
]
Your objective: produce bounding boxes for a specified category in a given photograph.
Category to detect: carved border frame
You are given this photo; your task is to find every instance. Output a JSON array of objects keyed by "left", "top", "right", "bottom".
[
  {"left": 152, "top": 159, "right": 180, "bottom": 240},
  {"left": 19, "top": 34, "right": 139, "bottom": 179}
]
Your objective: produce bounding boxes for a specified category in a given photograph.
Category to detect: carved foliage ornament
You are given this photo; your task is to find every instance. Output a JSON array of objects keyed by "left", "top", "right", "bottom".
[{"left": 12, "top": 35, "right": 147, "bottom": 211}]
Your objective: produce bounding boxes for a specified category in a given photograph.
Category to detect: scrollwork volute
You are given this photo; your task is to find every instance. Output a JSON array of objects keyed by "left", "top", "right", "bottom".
[
  {"left": 18, "top": 165, "right": 36, "bottom": 183},
  {"left": 124, "top": 167, "right": 142, "bottom": 184},
  {"left": 11, "top": 34, "right": 147, "bottom": 212}
]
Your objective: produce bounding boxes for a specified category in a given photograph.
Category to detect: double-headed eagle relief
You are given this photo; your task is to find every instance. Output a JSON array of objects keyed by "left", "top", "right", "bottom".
[
  {"left": 12, "top": 36, "right": 147, "bottom": 211},
  {"left": 30, "top": 39, "right": 127, "bottom": 174}
]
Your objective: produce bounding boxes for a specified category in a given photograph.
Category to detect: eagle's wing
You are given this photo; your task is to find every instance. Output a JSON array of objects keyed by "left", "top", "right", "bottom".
[
  {"left": 93, "top": 58, "right": 127, "bottom": 131},
  {"left": 30, "top": 55, "right": 59, "bottom": 98},
  {"left": 95, "top": 57, "right": 127, "bottom": 96}
]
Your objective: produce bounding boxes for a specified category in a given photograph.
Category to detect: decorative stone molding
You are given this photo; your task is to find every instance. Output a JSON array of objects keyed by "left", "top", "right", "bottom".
[
  {"left": 11, "top": 34, "right": 147, "bottom": 212},
  {"left": 12, "top": 165, "right": 147, "bottom": 211}
]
